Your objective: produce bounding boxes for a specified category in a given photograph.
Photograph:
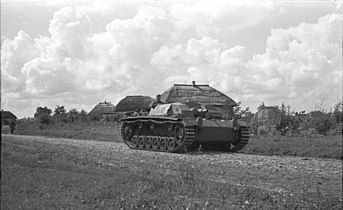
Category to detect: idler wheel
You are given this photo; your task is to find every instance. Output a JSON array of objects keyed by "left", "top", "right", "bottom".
[
  {"left": 167, "top": 137, "right": 176, "bottom": 151},
  {"left": 159, "top": 137, "right": 167, "bottom": 151},
  {"left": 138, "top": 136, "right": 145, "bottom": 149},
  {"left": 145, "top": 136, "right": 152, "bottom": 149},
  {"left": 121, "top": 123, "right": 133, "bottom": 141},
  {"left": 131, "top": 135, "right": 139, "bottom": 148},
  {"left": 152, "top": 136, "right": 159, "bottom": 150}
]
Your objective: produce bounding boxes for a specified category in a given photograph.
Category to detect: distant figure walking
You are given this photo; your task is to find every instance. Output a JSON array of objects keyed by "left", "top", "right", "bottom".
[
  {"left": 149, "top": 94, "right": 165, "bottom": 109},
  {"left": 9, "top": 119, "right": 16, "bottom": 134}
]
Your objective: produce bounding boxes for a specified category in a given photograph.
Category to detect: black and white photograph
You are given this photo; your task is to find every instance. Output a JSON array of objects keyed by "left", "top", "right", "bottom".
[{"left": 1, "top": 0, "right": 342, "bottom": 209}]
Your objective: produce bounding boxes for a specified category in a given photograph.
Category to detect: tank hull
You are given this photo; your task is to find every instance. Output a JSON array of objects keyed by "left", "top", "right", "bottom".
[{"left": 120, "top": 116, "right": 249, "bottom": 153}]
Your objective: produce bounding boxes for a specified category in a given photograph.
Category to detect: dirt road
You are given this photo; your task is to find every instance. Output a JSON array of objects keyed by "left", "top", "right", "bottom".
[{"left": 2, "top": 134, "right": 342, "bottom": 201}]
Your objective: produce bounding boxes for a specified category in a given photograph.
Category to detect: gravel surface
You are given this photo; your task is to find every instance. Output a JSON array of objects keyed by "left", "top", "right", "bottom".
[{"left": 3, "top": 134, "right": 342, "bottom": 200}]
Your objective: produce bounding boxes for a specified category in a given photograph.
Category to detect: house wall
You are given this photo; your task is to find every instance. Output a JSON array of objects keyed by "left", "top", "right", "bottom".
[
  {"left": 256, "top": 107, "right": 279, "bottom": 134},
  {"left": 1, "top": 118, "right": 14, "bottom": 126}
]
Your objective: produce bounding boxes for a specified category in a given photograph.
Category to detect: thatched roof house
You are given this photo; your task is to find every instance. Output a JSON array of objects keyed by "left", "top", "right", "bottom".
[
  {"left": 115, "top": 95, "right": 153, "bottom": 112},
  {"left": 88, "top": 101, "right": 116, "bottom": 116},
  {"left": 1, "top": 110, "right": 17, "bottom": 125},
  {"left": 160, "top": 81, "right": 237, "bottom": 118},
  {"left": 160, "top": 81, "right": 237, "bottom": 106}
]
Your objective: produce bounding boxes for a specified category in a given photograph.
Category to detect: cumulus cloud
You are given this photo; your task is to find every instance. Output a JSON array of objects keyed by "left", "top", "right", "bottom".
[
  {"left": 171, "top": 0, "right": 275, "bottom": 34},
  {"left": 1, "top": 1, "right": 342, "bottom": 117},
  {"left": 152, "top": 12, "right": 342, "bottom": 111},
  {"left": 1, "top": 31, "right": 39, "bottom": 92},
  {"left": 248, "top": 13, "right": 342, "bottom": 108}
]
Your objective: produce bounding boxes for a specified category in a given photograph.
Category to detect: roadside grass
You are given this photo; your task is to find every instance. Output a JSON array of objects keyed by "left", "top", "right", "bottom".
[
  {"left": 8, "top": 121, "right": 343, "bottom": 159},
  {"left": 12, "top": 121, "right": 121, "bottom": 142},
  {"left": 1, "top": 139, "right": 341, "bottom": 210},
  {"left": 241, "top": 135, "right": 343, "bottom": 160}
]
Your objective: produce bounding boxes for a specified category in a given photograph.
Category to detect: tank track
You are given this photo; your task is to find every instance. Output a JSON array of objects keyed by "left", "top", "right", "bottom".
[
  {"left": 229, "top": 126, "right": 250, "bottom": 152},
  {"left": 120, "top": 120, "right": 196, "bottom": 153}
]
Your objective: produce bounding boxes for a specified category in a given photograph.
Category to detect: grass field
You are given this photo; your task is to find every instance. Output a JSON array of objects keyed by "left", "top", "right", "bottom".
[
  {"left": 5, "top": 121, "right": 343, "bottom": 159},
  {"left": 2, "top": 135, "right": 341, "bottom": 209}
]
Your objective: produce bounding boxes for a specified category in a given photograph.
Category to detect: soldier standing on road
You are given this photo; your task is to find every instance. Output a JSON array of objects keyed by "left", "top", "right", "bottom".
[
  {"left": 149, "top": 94, "right": 165, "bottom": 109},
  {"left": 9, "top": 119, "right": 16, "bottom": 134}
]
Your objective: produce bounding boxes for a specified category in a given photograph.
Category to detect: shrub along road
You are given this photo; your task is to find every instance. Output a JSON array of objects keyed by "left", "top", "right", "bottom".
[{"left": 1, "top": 134, "right": 342, "bottom": 209}]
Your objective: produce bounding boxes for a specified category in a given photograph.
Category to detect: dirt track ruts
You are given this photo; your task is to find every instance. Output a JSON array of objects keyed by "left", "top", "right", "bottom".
[{"left": 2, "top": 134, "right": 342, "bottom": 200}]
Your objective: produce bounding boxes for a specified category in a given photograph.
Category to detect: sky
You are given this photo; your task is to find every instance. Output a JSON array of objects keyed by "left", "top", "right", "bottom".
[{"left": 1, "top": 0, "right": 342, "bottom": 118}]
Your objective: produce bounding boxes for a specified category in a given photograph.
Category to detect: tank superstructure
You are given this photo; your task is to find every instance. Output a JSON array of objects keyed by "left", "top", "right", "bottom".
[{"left": 120, "top": 102, "right": 249, "bottom": 153}]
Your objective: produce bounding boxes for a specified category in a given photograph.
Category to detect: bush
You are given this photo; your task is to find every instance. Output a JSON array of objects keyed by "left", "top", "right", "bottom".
[
  {"left": 303, "top": 111, "right": 331, "bottom": 135},
  {"left": 89, "top": 114, "right": 101, "bottom": 121},
  {"left": 314, "top": 117, "right": 331, "bottom": 135},
  {"left": 333, "top": 101, "right": 343, "bottom": 124},
  {"left": 52, "top": 113, "right": 68, "bottom": 123},
  {"left": 34, "top": 107, "right": 52, "bottom": 124},
  {"left": 327, "top": 124, "right": 343, "bottom": 136},
  {"left": 257, "top": 126, "right": 268, "bottom": 136}
]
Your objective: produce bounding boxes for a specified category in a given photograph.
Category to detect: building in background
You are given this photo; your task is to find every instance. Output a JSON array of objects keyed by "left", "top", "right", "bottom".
[
  {"left": 256, "top": 102, "right": 279, "bottom": 120},
  {"left": 1, "top": 110, "right": 17, "bottom": 126},
  {"left": 88, "top": 101, "right": 116, "bottom": 120},
  {"left": 115, "top": 95, "right": 153, "bottom": 116},
  {"left": 255, "top": 102, "right": 279, "bottom": 134}
]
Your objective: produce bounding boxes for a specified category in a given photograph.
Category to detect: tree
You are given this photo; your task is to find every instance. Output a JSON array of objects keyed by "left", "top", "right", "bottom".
[
  {"left": 333, "top": 101, "right": 343, "bottom": 124},
  {"left": 308, "top": 111, "right": 331, "bottom": 135},
  {"left": 275, "top": 102, "right": 291, "bottom": 135},
  {"left": 53, "top": 105, "right": 67, "bottom": 123},
  {"left": 34, "top": 106, "right": 52, "bottom": 124},
  {"left": 67, "top": 108, "right": 80, "bottom": 123},
  {"left": 53, "top": 105, "right": 66, "bottom": 116},
  {"left": 79, "top": 109, "right": 88, "bottom": 122}
]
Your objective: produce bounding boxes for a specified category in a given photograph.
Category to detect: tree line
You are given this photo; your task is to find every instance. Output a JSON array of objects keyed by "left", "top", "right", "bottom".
[
  {"left": 34, "top": 105, "right": 91, "bottom": 124},
  {"left": 33, "top": 101, "right": 342, "bottom": 136}
]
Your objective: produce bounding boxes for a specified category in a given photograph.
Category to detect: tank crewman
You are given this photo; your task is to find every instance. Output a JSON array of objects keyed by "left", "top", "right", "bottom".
[
  {"left": 9, "top": 119, "right": 16, "bottom": 134},
  {"left": 149, "top": 94, "right": 165, "bottom": 109},
  {"left": 132, "top": 109, "right": 140, "bottom": 117},
  {"left": 139, "top": 109, "right": 149, "bottom": 116}
]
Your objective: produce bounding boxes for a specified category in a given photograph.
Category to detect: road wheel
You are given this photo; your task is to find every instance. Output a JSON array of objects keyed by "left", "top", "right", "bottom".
[
  {"left": 138, "top": 136, "right": 145, "bottom": 149},
  {"left": 167, "top": 137, "right": 176, "bottom": 151},
  {"left": 145, "top": 136, "right": 152, "bottom": 149},
  {"left": 131, "top": 135, "right": 139, "bottom": 148},
  {"left": 152, "top": 136, "right": 159, "bottom": 150},
  {"left": 159, "top": 137, "right": 167, "bottom": 151},
  {"left": 121, "top": 123, "right": 133, "bottom": 141}
]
